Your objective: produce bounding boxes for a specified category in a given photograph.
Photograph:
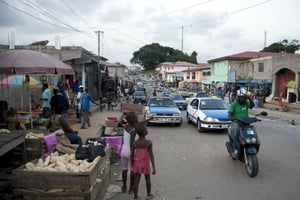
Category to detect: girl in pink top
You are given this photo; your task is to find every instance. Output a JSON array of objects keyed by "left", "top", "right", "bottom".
[{"left": 132, "top": 123, "right": 156, "bottom": 200}]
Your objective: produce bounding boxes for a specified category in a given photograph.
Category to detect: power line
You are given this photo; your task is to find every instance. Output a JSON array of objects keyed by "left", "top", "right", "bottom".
[
  {"left": 186, "top": 0, "right": 272, "bottom": 28},
  {"left": 59, "top": 0, "right": 96, "bottom": 32},
  {"left": 0, "top": 0, "right": 78, "bottom": 31},
  {"left": 21, "top": 0, "right": 83, "bottom": 32},
  {"left": 134, "top": 0, "right": 272, "bottom": 35},
  {"left": 142, "top": 0, "right": 216, "bottom": 21}
]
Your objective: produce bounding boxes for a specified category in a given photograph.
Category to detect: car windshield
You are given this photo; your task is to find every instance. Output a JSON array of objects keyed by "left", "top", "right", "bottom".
[
  {"left": 136, "top": 87, "right": 145, "bottom": 91},
  {"left": 135, "top": 91, "right": 145, "bottom": 96},
  {"left": 197, "top": 92, "right": 208, "bottom": 97},
  {"left": 163, "top": 89, "right": 171, "bottom": 94},
  {"left": 172, "top": 95, "right": 184, "bottom": 100},
  {"left": 200, "top": 99, "right": 227, "bottom": 110},
  {"left": 148, "top": 98, "right": 176, "bottom": 107}
]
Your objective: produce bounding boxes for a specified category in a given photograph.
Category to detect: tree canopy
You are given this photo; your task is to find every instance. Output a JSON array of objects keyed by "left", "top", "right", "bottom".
[
  {"left": 130, "top": 43, "right": 198, "bottom": 71},
  {"left": 261, "top": 39, "right": 300, "bottom": 53}
]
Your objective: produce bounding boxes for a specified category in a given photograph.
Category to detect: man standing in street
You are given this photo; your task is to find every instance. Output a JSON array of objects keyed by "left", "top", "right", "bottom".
[
  {"left": 41, "top": 83, "right": 51, "bottom": 118},
  {"left": 76, "top": 85, "right": 84, "bottom": 123},
  {"left": 80, "top": 88, "right": 98, "bottom": 129},
  {"left": 50, "top": 87, "right": 69, "bottom": 117}
]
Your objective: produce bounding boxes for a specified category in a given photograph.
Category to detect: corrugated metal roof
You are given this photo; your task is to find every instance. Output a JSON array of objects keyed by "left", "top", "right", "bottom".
[{"left": 207, "top": 51, "right": 300, "bottom": 63}]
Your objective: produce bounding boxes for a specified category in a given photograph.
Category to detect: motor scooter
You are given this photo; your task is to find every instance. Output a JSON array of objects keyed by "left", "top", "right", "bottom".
[{"left": 226, "top": 111, "right": 267, "bottom": 177}]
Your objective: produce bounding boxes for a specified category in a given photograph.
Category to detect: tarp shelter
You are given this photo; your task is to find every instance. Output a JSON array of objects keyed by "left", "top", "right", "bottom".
[
  {"left": 0, "top": 49, "right": 74, "bottom": 74},
  {"left": 0, "top": 49, "right": 74, "bottom": 128},
  {"left": 0, "top": 75, "right": 42, "bottom": 110}
]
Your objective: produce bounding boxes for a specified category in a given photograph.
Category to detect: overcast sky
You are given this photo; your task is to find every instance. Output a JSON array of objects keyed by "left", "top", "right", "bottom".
[{"left": 0, "top": 0, "right": 299, "bottom": 66}]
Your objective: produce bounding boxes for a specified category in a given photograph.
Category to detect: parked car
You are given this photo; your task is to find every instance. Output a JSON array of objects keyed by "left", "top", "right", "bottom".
[
  {"left": 177, "top": 88, "right": 190, "bottom": 98},
  {"left": 156, "top": 86, "right": 165, "bottom": 92},
  {"left": 170, "top": 94, "right": 188, "bottom": 110},
  {"left": 186, "top": 97, "right": 231, "bottom": 132},
  {"left": 144, "top": 96, "right": 182, "bottom": 126},
  {"left": 185, "top": 91, "right": 209, "bottom": 103},
  {"left": 133, "top": 91, "right": 147, "bottom": 104},
  {"left": 162, "top": 89, "right": 172, "bottom": 96}
]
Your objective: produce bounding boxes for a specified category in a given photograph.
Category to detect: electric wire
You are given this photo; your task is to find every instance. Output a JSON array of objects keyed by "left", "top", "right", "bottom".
[
  {"left": 146, "top": 0, "right": 272, "bottom": 34},
  {"left": 59, "top": 0, "right": 96, "bottom": 33},
  {"left": 21, "top": 0, "right": 83, "bottom": 32},
  {"left": 0, "top": 0, "right": 77, "bottom": 32}
]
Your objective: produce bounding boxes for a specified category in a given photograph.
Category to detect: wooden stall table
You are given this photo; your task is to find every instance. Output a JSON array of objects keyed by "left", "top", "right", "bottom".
[{"left": 0, "top": 132, "right": 26, "bottom": 158}]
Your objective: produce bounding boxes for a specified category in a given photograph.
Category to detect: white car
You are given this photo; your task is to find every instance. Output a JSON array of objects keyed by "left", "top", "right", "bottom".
[
  {"left": 177, "top": 88, "right": 190, "bottom": 97},
  {"left": 185, "top": 92, "right": 209, "bottom": 103},
  {"left": 186, "top": 97, "right": 231, "bottom": 132}
]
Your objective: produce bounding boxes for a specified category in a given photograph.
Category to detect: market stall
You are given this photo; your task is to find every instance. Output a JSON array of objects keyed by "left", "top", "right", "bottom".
[{"left": 0, "top": 49, "right": 74, "bottom": 128}]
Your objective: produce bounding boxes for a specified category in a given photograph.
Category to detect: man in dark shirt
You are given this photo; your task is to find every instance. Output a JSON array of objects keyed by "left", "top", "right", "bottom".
[
  {"left": 50, "top": 87, "right": 68, "bottom": 115},
  {"left": 47, "top": 87, "right": 82, "bottom": 144}
]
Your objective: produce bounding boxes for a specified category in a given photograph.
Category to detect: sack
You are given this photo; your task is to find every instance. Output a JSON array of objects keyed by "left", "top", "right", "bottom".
[
  {"left": 75, "top": 145, "right": 89, "bottom": 160},
  {"left": 88, "top": 143, "right": 106, "bottom": 162},
  {"left": 75, "top": 142, "right": 106, "bottom": 162}
]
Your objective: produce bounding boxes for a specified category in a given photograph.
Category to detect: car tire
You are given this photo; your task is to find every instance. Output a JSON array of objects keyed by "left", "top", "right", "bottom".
[
  {"left": 175, "top": 121, "right": 182, "bottom": 127},
  {"left": 197, "top": 119, "right": 204, "bottom": 132}
]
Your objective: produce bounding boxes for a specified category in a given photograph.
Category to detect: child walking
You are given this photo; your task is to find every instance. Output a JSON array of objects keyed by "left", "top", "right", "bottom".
[
  {"left": 132, "top": 123, "right": 156, "bottom": 200},
  {"left": 120, "top": 112, "right": 138, "bottom": 193}
]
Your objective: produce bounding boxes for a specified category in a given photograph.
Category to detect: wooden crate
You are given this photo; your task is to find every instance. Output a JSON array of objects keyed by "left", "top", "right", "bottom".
[
  {"left": 13, "top": 167, "right": 110, "bottom": 200},
  {"left": 24, "top": 130, "right": 48, "bottom": 162},
  {"left": 25, "top": 138, "right": 45, "bottom": 162},
  {"left": 12, "top": 153, "right": 110, "bottom": 200}
]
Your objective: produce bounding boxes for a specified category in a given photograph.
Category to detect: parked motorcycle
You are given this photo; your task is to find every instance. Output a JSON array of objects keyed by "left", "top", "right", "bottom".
[{"left": 226, "top": 111, "right": 267, "bottom": 177}]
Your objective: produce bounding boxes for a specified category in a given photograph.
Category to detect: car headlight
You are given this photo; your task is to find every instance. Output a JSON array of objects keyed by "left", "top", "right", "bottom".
[
  {"left": 204, "top": 117, "right": 219, "bottom": 122},
  {"left": 245, "top": 137, "right": 256, "bottom": 144},
  {"left": 245, "top": 137, "right": 251, "bottom": 144}
]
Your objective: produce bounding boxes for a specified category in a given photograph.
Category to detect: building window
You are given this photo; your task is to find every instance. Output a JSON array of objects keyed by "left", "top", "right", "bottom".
[
  {"left": 258, "top": 63, "right": 264, "bottom": 72},
  {"left": 192, "top": 72, "right": 195, "bottom": 79},
  {"left": 203, "top": 71, "right": 211, "bottom": 76},
  {"left": 186, "top": 72, "right": 190, "bottom": 79}
]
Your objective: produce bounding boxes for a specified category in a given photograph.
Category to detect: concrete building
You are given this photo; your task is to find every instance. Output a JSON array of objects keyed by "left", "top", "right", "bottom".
[{"left": 208, "top": 51, "right": 300, "bottom": 102}]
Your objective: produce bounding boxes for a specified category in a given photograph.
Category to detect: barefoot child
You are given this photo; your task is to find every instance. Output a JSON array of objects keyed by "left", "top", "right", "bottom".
[
  {"left": 120, "top": 112, "right": 138, "bottom": 193},
  {"left": 132, "top": 123, "right": 156, "bottom": 200}
]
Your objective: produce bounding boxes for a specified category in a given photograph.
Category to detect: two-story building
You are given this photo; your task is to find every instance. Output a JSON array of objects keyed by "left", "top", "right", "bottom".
[
  {"left": 208, "top": 51, "right": 300, "bottom": 102},
  {"left": 155, "top": 61, "right": 210, "bottom": 89},
  {"left": 181, "top": 63, "right": 210, "bottom": 91}
]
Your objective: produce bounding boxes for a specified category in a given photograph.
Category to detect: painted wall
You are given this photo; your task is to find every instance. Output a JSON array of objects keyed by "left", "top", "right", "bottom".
[{"left": 210, "top": 60, "right": 228, "bottom": 83}]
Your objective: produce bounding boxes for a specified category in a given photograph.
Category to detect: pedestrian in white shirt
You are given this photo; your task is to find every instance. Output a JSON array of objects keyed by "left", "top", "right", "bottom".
[{"left": 76, "top": 86, "right": 84, "bottom": 123}]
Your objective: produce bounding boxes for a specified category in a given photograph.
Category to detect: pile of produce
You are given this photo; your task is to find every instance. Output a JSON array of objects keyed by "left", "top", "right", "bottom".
[
  {"left": 25, "top": 131, "right": 45, "bottom": 139},
  {"left": 24, "top": 151, "right": 101, "bottom": 172}
]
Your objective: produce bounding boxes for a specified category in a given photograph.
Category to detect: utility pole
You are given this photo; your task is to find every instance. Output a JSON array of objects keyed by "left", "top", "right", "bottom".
[
  {"left": 95, "top": 30, "right": 104, "bottom": 111},
  {"left": 181, "top": 26, "right": 184, "bottom": 52},
  {"left": 264, "top": 30, "right": 267, "bottom": 48}
]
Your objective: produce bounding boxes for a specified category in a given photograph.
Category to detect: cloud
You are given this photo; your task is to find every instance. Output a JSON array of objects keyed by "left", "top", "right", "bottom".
[{"left": 0, "top": 0, "right": 299, "bottom": 66}]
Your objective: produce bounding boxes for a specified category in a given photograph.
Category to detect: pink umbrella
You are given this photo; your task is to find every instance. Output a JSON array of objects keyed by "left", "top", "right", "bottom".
[
  {"left": 0, "top": 49, "right": 73, "bottom": 74},
  {"left": 0, "top": 50, "right": 73, "bottom": 128},
  {"left": 0, "top": 75, "right": 41, "bottom": 88}
]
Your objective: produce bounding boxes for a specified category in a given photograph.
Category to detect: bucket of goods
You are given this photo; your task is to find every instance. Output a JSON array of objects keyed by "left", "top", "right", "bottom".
[{"left": 105, "top": 117, "right": 118, "bottom": 127}]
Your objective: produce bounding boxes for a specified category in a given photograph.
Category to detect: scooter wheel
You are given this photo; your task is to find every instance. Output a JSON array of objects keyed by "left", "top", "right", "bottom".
[
  {"left": 245, "top": 154, "right": 259, "bottom": 177},
  {"left": 225, "top": 141, "right": 231, "bottom": 155}
]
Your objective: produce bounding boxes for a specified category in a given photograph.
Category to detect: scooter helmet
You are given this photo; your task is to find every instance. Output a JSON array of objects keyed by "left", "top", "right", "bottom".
[{"left": 237, "top": 88, "right": 247, "bottom": 97}]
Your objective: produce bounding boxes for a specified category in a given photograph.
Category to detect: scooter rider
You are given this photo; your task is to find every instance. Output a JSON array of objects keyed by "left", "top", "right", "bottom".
[{"left": 228, "top": 88, "right": 254, "bottom": 159}]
